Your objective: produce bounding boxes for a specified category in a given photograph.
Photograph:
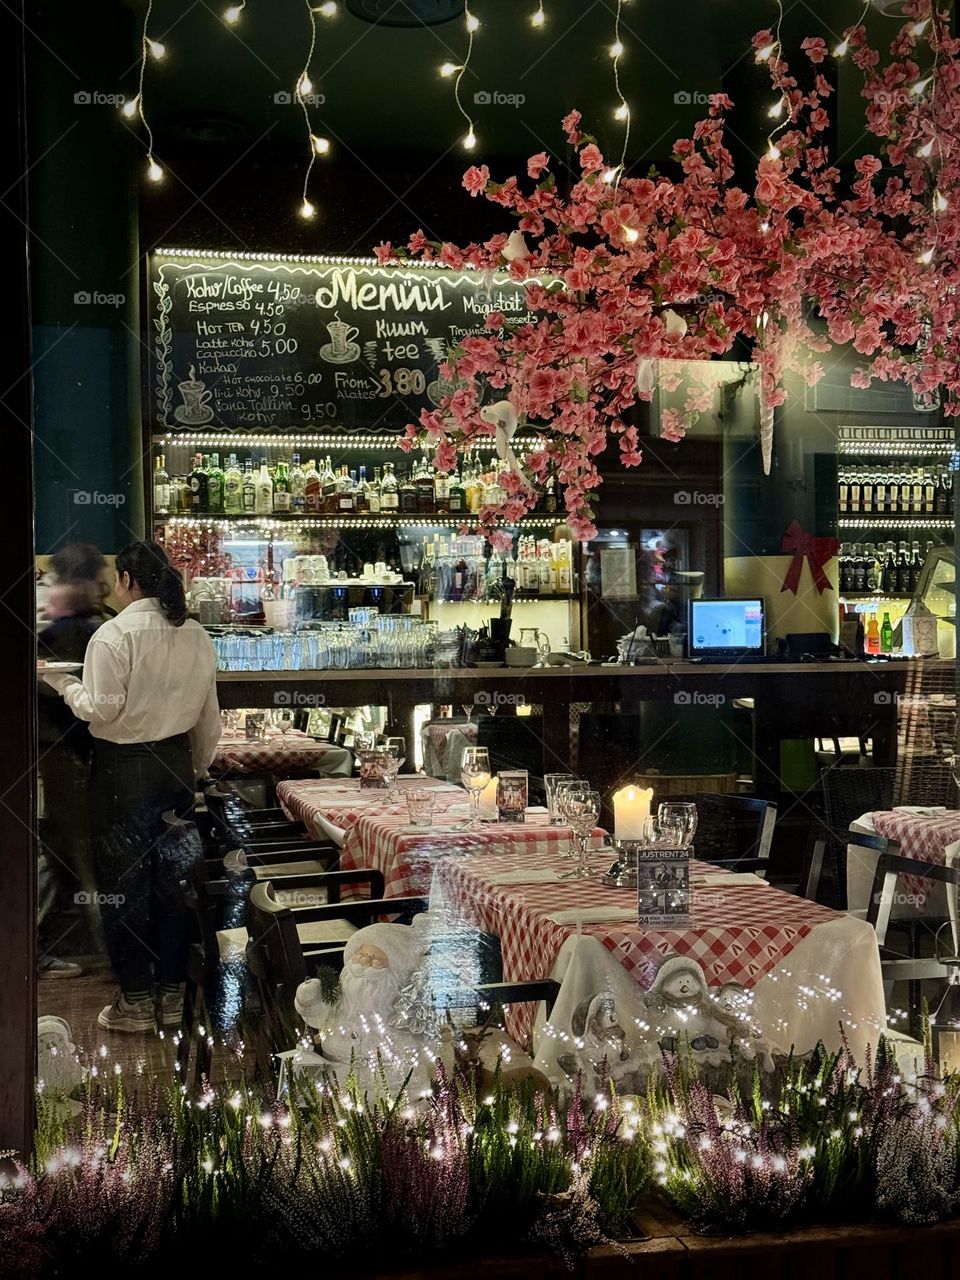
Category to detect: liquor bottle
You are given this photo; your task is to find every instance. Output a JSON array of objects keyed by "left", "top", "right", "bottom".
[
  {"left": 861, "top": 470, "right": 873, "bottom": 514},
  {"left": 910, "top": 540, "right": 923, "bottom": 593},
  {"left": 447, "top": 464, "right": 465, "bottom": 515},
  {"left": 923, "top": 468, "right": 936, "bottom": 515},
  {"left": 321, "top": 456, "right": 338, "bottom": 514},
  {"left": 881, "top": 543, "right": 898, "bottom": 595},
  {"left": 838, "top": 473, "right": 849, "bottom": 515},
  {"left": 380, "top": 462, "right": 399, "bottom": 511},
  {"left": 838, "top": 543, "right": 851, "bottom": 593},
  {"left": 864, "top": 543, "right": 880, "bottom": 593},
  {"left": 177, "top": 474, "right": 192, "bottom": 514},
  {"left": 433, "top": 461, "right": 450, "bottom": 514},
  {"left": 852, "top": 544, "right": 867, "bottom": 592},
  {"left": 537, "top": 538, "right": 553, "bottom": 594},
  {"left": 255, "top": 461, "right": 273, "bottom": 515},
  {"left": 416, "top": 454, "right": 435, "bottom": 514},
  {"left": 887, "top": 470, "right": 899, "bottom": 514},
  {"left": 273, "top": 461, "right": 291, "bottom": 513},
  {"left": 935, "top": 469, "right": 950, "bottom": 515},
  {"left": 304, "top": 458, "right": 322, "bottom": 513},
  {"left": 419, "top": 539, "right": 436, "bottom": 598},
  {"left": 544, "top": 472, "right": 559, "bottom": 515},
  {"left": 484, "top": 461, "right": 506, "bottom": 508},
  {"left": 880, "top": 611, "right": 893, "bottom": 655},
  {"left": 865, "top": 612, "right": 881, "bottom": 656},
  {"left": 207, "top": 453, "right": 224, "bottom": 514},
  {"left": 242, "top": 459, "right": 257, "bottom": 513},
  {"left": 153, "top": 454, "right": 171, "bottom": 514},
  {"left": 223, "top": 454, "right": 243, "bottom": 513},
  {"left": 555, "top": 540, "right": 573, "bottom": 594},
  {"left": 289, "top": 453, "right": 306, "bottom": 513},
  {"left": 451, "top": 540, "right": 468, "bottom": 601},
  {"left": 899, "top": 470, "right": 912, "bottom": 515},
  {"left": 465, "top": 455, "right": 483, "bottom": 514},
  {"left": 368, "top": 467, "right": 382, "bottom": 514},
  {"left": 912, "top": 467, "right": 924, "bottom": 517},
  {"left": 875, "top": 471, "right": 886, "bottom": 514},
  {"left": 849, "top": 470, "right": 861, "bottom": 513},
  {"left": 189, "top": 454, "right": 209, "bottom": 513},
  {"left": 399, "top": 468, "right": 418, "bottom": 514},
  {"left": 337, "top": 467, "right": 356, "bottom": 514},
  {"left": 354, "top": 465, "right": 369, "bottom": 514},
  {"left": 896, "top": 541, "right": 912, "bottom": 594}
]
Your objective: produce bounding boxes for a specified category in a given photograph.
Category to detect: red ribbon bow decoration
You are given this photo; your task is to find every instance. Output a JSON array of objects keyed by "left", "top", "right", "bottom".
[{"left": 780, "top": 520, "right": 838, "bottom": 595}]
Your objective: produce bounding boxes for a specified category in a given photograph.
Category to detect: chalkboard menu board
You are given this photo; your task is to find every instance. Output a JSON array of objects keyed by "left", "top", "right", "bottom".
[{"left": 148, "top": 249, "right": 534, "bottom": 434}]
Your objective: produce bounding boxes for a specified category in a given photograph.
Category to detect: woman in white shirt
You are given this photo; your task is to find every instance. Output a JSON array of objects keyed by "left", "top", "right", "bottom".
[{"left": 43, "top": 541, "right": 220, "bottom": 1034}]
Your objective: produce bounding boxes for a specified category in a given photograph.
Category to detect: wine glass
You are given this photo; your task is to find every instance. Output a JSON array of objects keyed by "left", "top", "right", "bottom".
[
  {"left": 461, "top": 702, "right": 475, "bottom": 725},
  {"left": 559, "top": 790, "right": 602, "bottom": 880},
  {"left": 556, "top": 780, "right": 590, "bottom": 859},
  {"left": 276, "top": 709, "right": 294, "bottom": 747},
  {"left": 657, "top": 802, "right": 697, "bottom": 848},
  {"left": 460, "top": 746, "right": 491, "bottom": 829},
  {"left": 384, "top": 736, "right": 406, "bottom": 771},
  {"left": 545, "top": 772, "right": 575, "bottom": 825}
]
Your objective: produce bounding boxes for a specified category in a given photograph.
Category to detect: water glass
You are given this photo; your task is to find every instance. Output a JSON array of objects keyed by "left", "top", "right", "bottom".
[
  {"left": 556, "top": 780, "right": 590, "bottom": 857},
  {"left": 406, "top": 787, "right": 436, "bottom": 828},
  {"left": 545, "top": 772, "right": 575, "bottom": 824},
  {"left": 657, "top": 802, "right": 698, "bottom": 848}
]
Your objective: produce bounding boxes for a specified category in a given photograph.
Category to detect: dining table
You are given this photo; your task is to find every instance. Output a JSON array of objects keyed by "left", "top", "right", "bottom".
[
  {"left": 432, "top": 845, "right": 891, "bottom": 1071},
  {"left": 211, "top": 728, "right": 349, "bottom": 776},
  {"left": 848, "top": 807, "right": 960, "bottom": 935}
]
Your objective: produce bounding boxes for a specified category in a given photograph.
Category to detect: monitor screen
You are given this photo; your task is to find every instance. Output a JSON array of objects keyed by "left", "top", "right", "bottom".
[{"left": 688, "top": 598, "right": 765, "bottom": 656}]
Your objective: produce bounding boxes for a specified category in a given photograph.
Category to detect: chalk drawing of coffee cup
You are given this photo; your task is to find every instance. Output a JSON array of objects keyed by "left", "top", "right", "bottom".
[
  {"left": 319, "top": 316, "right": 360, "bottom": 364},
  {"left": 174, "top": 368, "right": 214, "bottom": 424}
]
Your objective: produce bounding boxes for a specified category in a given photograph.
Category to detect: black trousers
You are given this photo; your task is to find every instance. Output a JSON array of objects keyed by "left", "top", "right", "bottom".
[{"left": 90, "top": 734, "right": 198, "bottom": 992}]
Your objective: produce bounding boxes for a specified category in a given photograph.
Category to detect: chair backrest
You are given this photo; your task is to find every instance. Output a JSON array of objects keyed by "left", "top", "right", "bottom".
[
  {"left": 821, "top": 769, "right": 892, "bottom": 845},
  {"left": 866, "top": 851, "right": 960, "bottom": 951},
  {"left": 682, "top": 795, "right": 777, "bottom": 866}
]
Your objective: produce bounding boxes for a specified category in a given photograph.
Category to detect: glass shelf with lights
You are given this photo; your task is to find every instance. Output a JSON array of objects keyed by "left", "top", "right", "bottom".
[
  {"left": 837, "top": 517, "right": 954, "bottom": 530},
  {"left": 152, "top": 513, "right": 568, "bottom": 530}
]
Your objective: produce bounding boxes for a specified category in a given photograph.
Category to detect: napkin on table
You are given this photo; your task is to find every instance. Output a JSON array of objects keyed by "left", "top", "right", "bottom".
[{"left": 547, "top": 905, "right": 637, "bottom": 926}]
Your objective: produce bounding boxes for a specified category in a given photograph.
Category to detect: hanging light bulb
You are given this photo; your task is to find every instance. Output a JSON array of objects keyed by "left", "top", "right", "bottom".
[
  {"left": 917, "top": 138, "right": 935, "bottom": 158},
  {"left": 918, "top": 246, "right": 935, "bottom": 265},
  {"left": 622, "top": 225, "right": 639, "bottom": 242},
  {"left": 760, "top": 220, "right": 771, "bottom": 232},
  {"left": 463, "top": 129, "right": 477, "bottom": 151},
  {"left": 465, "top": 12, "right": 480, "bottom": 31},
  {"left": 299, "top": 74, "right": 313, "bottom": 95},
  {"left": 439, "top": 62, "right": 460, "bottom": 77},
  {"left": 121, "top": 94, "right": 139, "bottom": 119},
  {"left": 223, "top": 4, "right": 243, "bottom": 22},
  {"left": 300, "top": 199, "right": 316, "bottom": 219},
  {"left": 602, "top": 165, "right": 621, "bottom": 183},
  {"left": 312, "top": 135, "right": 331, "bottom": 155},
  {"left": 912, "top": 76, "right": 933, "bottom": 96},
  {"left": 316, "top": 0, "right": 338, "bottom": 14},
  {"left": 934, "top": 190, "right": 949, "bottom": 213},
  {"left": 609, "top": 39, "right": 624, "bottom": 57},
  {"left": 755, "top": 42, "right": 776, "bottom": 62},
  {"left": 912, "top": 18, "right": 931, "bottom": 36},
  {"left": 833, "top": 37, "right": 849, "bottom": 57},
  {"left": 767, "top": 98, "right": 785, "bottom": 120},
  {"left": 767, "top": 141, "right": 781, "bottom": 160},
  {"left": 147, "top": 159, "right": 164, "bottom": 183},
  {"left": 613, "top": 103, "right": 629, "bottom": 121},
  {"left": 147, "top": 39, "right": 166, "bottom": 59},
  {"left": 530, "top": 5, "right": 545, "bottom": 26}
]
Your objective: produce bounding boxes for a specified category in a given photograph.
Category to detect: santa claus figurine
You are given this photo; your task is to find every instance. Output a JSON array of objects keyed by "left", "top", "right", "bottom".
[{"left": 295, "top": 920, "right": 449, "bottom": 1095}]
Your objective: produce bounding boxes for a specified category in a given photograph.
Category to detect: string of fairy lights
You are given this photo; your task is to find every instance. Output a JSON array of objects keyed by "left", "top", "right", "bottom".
[{"left": 122, "top": 0, "right": 948, "bottom": 241}]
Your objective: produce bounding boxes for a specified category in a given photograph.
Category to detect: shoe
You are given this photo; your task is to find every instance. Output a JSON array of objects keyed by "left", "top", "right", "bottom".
[
  {"left": 97, "top": 992, "right": 156, "bottom": 1033},
  {"left": 39, "top": 956, "right": 82, "bottom": 978},
  {"left": 157, "top": 991, "right": 184, "bottom": 1029}
]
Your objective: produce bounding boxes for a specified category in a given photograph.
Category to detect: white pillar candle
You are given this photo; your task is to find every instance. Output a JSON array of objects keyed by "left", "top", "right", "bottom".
[{"left": 613, "top": 785, "right": 653, "bottom": 841}]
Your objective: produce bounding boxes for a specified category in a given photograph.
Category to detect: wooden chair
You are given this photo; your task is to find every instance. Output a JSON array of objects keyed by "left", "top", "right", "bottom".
[{"left": 866, "top": 850, "right": 960, "bottom": 1026}]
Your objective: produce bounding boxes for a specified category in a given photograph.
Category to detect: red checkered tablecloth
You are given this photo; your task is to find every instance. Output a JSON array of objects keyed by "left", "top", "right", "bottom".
[
  {"left": 870, "top": 809, "right": 960, "bottom": 899},
  {"left": 435, "top": 847, "right": 842, "bottom": 1046},
  {"left": 212, "top": 729, "right": 335, "bottom": 774},
  {"left": 277, "top": 776, "right": 459, "bottom": 833},
  {"left": 341, "top": 809, "right": 604, "bottom": 900}
]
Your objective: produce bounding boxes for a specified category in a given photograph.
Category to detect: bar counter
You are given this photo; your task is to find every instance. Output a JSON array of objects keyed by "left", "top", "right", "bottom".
[{"left": 217, "top": 658, "right": 952, "bottom": 796}]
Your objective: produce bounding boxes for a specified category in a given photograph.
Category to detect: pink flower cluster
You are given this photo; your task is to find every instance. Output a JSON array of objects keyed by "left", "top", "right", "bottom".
[{"left": 375, "top": 0, "right": 953, "bottom": 539}]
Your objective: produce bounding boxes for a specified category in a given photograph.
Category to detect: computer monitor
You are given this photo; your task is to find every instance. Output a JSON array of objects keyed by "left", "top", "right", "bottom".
[{"left": 687, "top": 598, "right": 765, "bottom": 659}]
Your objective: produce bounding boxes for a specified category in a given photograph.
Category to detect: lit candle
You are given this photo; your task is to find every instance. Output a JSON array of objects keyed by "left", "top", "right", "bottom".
[
  {"left": 478, "top": 775, "right": 499, "bottom": 819},
  {"left": 613, "top": 785, "right": 653, "bottom": 841}
]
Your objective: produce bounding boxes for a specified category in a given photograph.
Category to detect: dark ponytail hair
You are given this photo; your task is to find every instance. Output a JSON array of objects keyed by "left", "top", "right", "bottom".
[{"left": 115, "top": 540, "right": 188, "bottom": 627}]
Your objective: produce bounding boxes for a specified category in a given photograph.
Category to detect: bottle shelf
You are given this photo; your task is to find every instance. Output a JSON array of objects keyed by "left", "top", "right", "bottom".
[
  {"left": 153, "top": 432, "right": 541, "bottom": 451},
  {"left": 838, "top": 517, "right": 953, "bottom": 529},
  {"left": 839, "top": 592, "right": 913, "bottom": 601},
  {"left": 153, "top": 513, "right": 566, "bottom": 530}
]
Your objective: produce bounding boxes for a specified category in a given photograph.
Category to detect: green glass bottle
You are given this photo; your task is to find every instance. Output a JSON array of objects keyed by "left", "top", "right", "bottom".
[{"left": 880, "top": 611, "right": 894, "bottom": 654}]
